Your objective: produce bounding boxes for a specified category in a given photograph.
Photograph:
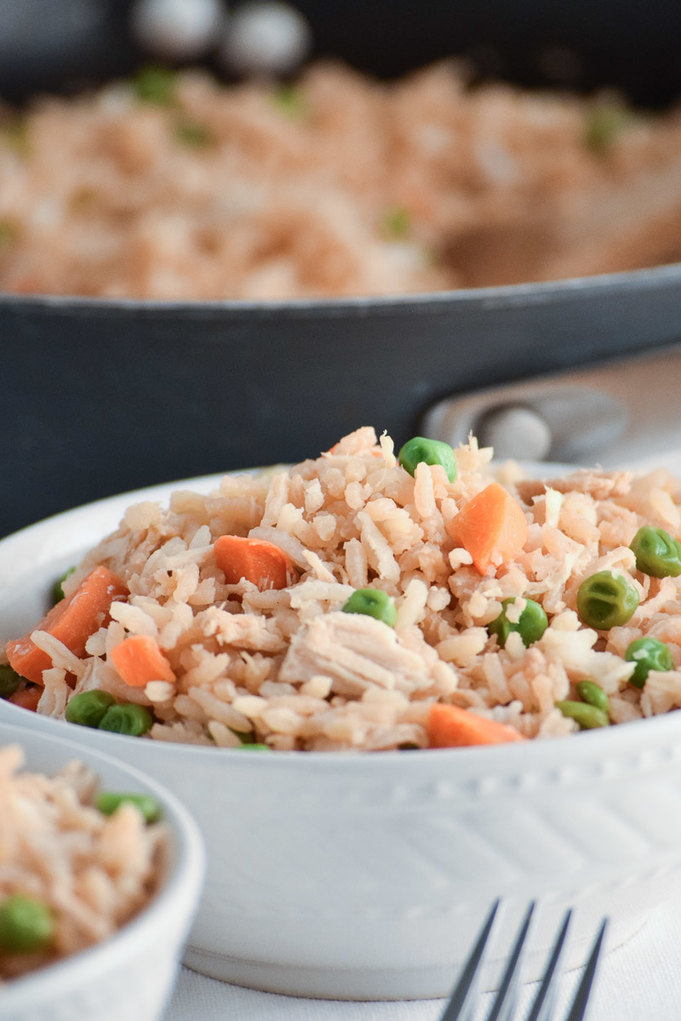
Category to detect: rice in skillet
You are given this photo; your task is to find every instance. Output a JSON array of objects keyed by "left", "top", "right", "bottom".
[
  {"left": 3, "top": 60, "right": 681, "bottom": 299},
  {"left": 0, "top": 743, "right": 165, "bottom": 982},
  {"left": 3, "top": 426, "right": 681, "bottom": 750}
]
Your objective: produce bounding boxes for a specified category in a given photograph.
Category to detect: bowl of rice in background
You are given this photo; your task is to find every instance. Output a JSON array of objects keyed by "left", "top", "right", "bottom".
[
  {"left": 2, "top": 426, "right": 681, "bottom": 999},
  {"left": 3, "top": 0, "right": 681, "bottom": 539},
  {"left": 0, "top": 719, "right": 205, "bottom": 1021}
]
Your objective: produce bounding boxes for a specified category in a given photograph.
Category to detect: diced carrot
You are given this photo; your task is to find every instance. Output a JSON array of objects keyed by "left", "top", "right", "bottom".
[
  {"left": 5, "top": 566, "right": 128, "bottom": 686},
  {"left": 447, "top": 482, "right": 528, "bottom": 574},
  {"left": 214, "top": 535, "right": 294, "bottom": 590},
  {"left": 427, "top": 702, "right": 527, "bottom": 748},
  {"left": 110, "top": 634, "right": 176, "bottom": 687},
  {"left": 8, "top": 685, "right": 42, "bottom": 712}
]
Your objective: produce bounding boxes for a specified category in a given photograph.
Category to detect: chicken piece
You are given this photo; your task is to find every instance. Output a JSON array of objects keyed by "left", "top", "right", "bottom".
[{"left": 278, "top": 610, "right": 450, "bottom": 697}]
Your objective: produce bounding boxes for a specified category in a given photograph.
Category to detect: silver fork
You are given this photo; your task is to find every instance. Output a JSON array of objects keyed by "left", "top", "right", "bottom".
[{"left": 440, "top": 901, "right": 608, "bottom": 1021}]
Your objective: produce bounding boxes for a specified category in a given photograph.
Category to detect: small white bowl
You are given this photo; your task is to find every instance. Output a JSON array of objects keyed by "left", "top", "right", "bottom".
[
  {"left": 0, "top": 720, "right": 205, "bottom": 1021},
  {"left": 2, "top": 479, "right": 681, "bottom": 1000}
]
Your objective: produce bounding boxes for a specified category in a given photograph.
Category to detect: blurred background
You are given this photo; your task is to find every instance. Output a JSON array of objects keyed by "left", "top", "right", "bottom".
[
  {"left": 2, "top": 0, "right": 681, "bottom": 105},
  {"left": 3, "top": 0, "right": 681, "bottom": 540}
]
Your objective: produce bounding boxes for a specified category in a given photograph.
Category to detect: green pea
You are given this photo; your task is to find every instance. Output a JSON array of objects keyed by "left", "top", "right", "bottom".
[
  {"left": 234, "top": 743, "right": 271, "bottom": 751},
  {"left": 173, "top": 119, "right": 214, "bottom": 148},
  {"left": 52, "top": 566, "right": 75, "bottom": 604},
  {"left": 488, "top": 597, "right": 548, "bottom": 647},
  {"left": 629, "top": 526, "right": 681, "bottom": 578},
  {"left": 0, "top": 895, "right": 54, "bottom": 954},
  {"left": 226, "top": 727, "right": 271, "bottom": 749},
  {"left": 0, "top": 219, "right": 16, "bottom": 253},
  {"left": 625, "top": 637, "right": 674, "bottom": 689},
  {"left": 342, "top": 588, "right": 397, "bottom": 627},
  {"left": 0, "top": 118, "right": 29, "bottom": 157},
  {"left": 132, "top": 66, "right": 177, "bottom": 105},
  {"left": 65, "top": 689, "right": 116, "bottom": 728},
  {"left": 0, "top": 664, "right": 22, "bottom": 700},
  {"left": 576, "top": 570, "right": 639, "bottom": 630},
  {"left": 584, "top": 100, "right": 631, "bottom": 153},
  {"left": 398, "top": 436, "right": 457, "bottom": 482},
  {"left": 382, "top": 206, "right": 411, "bottom": 239},
  {"left": 271, "top": 83, "right": 307, "bottom": 119},
  {"left": 98, "top": 703, "right": 153, "bottom": 737},
  {"left": 228, "top": 727, "right": 257, "bottom": 744},
  {"left": 96, "top": 792, "right": 162, "bottom": 823},
  {"left": 555, "top": 700, "right": 610, "bottom": 730},
  {"left": 575, "top": 680, "right": 609, "bottom": 713}
]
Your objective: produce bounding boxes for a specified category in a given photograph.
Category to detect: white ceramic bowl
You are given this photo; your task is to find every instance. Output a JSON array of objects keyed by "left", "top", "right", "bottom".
[
  {"left": 0, "top": 719, "right": 205, "bottom": 1021},
  {"left": 2, "top": 477, "right": 681, "bottom": 1000}
]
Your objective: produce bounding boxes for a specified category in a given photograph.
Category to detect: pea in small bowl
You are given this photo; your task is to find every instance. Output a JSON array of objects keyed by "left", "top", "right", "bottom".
[
  {"left": 3, "top": 473, "right": 681, "bottom": 1000},
  {"left": 0, "top": 720, "right": 205, "bottom": 1021}
]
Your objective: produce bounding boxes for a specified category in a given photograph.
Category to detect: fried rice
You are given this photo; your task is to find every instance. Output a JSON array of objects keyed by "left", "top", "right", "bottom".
[
  {"left": 3, "top": 426, "right": 681, "bottom": 751},
  {"left": 0, "top": 743, "right": 165, "bottom": 982},
  {"left": 3, "top": 60, "right": 681, "bottom": 299}
]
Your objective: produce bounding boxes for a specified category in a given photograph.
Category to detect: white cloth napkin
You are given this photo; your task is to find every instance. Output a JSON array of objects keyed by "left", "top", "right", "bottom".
[{"left": 165, "top": 895, "right": 681, "bottom": 1020}]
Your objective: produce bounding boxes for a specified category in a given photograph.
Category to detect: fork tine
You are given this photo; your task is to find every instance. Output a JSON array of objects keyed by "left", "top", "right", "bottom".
[
  {"left": 440, "top": 905, "right": 607, "bottom": 1021},
  {"left": 524, "top": 908, "right": 573, "bottom": 1021},
  {"left": 439, "top": 899, "right": 501, "bottom": 1021},
  {"left": 563, "top": 918, "right": 608, "bottom": 1021},
  {"left": 484, "top": 901, "right": 536, "bottom": 1021}
]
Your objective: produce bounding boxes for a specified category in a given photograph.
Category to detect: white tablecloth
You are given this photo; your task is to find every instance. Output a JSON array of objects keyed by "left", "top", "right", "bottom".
[{"left": 164, "top": 895, "right": 681, "bottom": 1020}]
